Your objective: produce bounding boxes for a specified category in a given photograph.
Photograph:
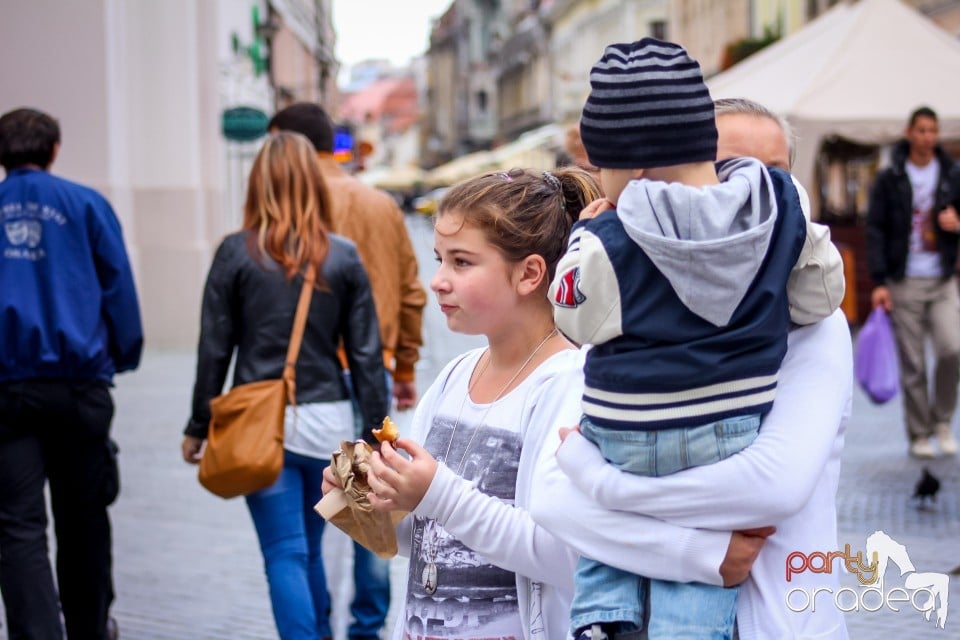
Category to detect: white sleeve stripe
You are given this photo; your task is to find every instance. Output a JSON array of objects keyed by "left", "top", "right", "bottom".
[
  {"left": 583, "top": 388, "right": 777, "bottom": 423},
  {"left": 583, "top": 373, "right": 778, "bottom": 404}
]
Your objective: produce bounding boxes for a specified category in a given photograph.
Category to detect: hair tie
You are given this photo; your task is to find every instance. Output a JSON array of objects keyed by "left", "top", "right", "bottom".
[
  {"left": 542, "top": 171, "right": 565, "bottom": 211},
  {"left": 497, "top": 172, "right": 513, "bottom": 182},
  {"left": 542, "top": 171, "right": 561, "bottom": 191}
]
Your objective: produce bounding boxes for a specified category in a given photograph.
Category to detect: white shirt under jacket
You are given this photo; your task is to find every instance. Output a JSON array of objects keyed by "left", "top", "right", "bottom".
[{"left": 530, "top": 310, "right": 852, "bottom": 640}]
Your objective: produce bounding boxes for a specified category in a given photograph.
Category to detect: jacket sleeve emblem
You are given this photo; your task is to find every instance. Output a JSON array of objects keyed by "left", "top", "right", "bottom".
[{"left": 554, "top": 267, "right": 585, "bottom": 308}]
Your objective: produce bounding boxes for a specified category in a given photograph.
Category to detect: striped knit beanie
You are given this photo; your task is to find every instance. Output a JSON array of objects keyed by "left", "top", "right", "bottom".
[{"left": 580, "top": 38, "right": 718, "bottom": 169}]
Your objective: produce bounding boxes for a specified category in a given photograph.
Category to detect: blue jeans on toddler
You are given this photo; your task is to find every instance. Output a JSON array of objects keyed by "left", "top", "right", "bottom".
[
  {"left": 570, "top": 414, "right": 761, "bottom": 639},
  {"left": 247, "top": 449, "right": 332, "bottom": 640}
]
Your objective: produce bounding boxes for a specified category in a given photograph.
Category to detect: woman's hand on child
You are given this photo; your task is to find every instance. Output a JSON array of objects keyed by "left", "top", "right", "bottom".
[
  {"left": 367, "top": 439, "right": 438, "bottom": 512},
  {"left": 720, "top": 526, "right": 776, "bottom": 586},
  {"left": 578, "top": 198, "right": 615, "bottom": 221},
  {"left": 321, "top": 463, "right": 342, "bottom": 496}
]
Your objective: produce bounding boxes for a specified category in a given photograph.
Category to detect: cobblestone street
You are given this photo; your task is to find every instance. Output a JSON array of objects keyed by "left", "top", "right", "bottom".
[{"left": 2, "top": 215, "right": 958, "bottom": 638}]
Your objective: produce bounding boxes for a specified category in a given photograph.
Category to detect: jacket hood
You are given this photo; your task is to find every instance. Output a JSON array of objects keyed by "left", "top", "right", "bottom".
[{"left": 615, "top": 157, "right": 778, "bottom": 327}]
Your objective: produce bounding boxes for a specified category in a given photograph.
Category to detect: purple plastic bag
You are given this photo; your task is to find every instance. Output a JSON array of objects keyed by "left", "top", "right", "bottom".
[{"left": 854, "top": 307, "right": 900, "bottom": 404}]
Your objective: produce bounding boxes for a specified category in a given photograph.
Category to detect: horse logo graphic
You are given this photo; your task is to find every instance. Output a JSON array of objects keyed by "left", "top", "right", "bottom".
[
  {"left": 865, "top": 530, "right": 949, "bottom": 629},
  {"left": 4, "top": 220, "right": 42, "bottom": 248}
]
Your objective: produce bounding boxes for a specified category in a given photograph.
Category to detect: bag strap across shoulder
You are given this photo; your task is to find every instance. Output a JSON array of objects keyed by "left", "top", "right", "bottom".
[{"left": 281, "top": 264, "right": 316, "bottom": 405}]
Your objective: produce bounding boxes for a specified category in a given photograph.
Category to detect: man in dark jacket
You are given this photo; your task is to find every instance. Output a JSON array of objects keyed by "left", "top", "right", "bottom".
[
  {"left": 0, "top": 108, "right": 142, "bottom": 639},
  {"left": 867, "top": 106, "right": 960, "bottom": 459}
]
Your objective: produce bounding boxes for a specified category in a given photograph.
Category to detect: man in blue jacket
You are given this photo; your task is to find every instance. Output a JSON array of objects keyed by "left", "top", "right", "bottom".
[{"left": 0, "top": 107, "right": 142, "bottom": 639}]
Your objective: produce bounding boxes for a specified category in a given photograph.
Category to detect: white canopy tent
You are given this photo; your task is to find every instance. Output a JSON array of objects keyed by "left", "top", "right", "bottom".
[{"left": 706, "top": 0, "right": 960, "bottom": 208}]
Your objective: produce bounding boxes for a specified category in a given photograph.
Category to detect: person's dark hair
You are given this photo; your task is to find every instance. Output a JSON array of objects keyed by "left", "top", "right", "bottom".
[
  {"left": 0, "top": 108, "right": 61, "bottom": 171},
  {"left": 908, "top": 106, "right": 938, "bottom": 128},
  {"left": 437, "top": 167, "right": 602, "bottom": 282},
  {"left": 267, "top": 102, "right": 335, "bottom": 153}
]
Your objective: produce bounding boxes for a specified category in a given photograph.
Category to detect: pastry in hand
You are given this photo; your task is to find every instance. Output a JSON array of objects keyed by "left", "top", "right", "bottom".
[{"left": 372, "top": 416, "right": 399, "bottom": 443}]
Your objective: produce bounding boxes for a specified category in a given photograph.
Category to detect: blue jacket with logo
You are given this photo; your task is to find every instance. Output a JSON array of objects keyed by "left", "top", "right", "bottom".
[{"left": 0, "top": 168, "right": 143, "bottom": 382}]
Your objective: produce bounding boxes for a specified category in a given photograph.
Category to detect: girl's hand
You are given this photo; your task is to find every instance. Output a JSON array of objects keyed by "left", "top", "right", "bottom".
[
  {"left": 321, "top": 463, "right": 343, "bottom": 496},
  {"left": 181, "top": 436, "right": 204, "bottom": 464},
  {"left": 579, "top": 198, "right": 615, "bottom": 221},
  {"left": 367, "top": 439, "right": 438, "bottom": 512}
]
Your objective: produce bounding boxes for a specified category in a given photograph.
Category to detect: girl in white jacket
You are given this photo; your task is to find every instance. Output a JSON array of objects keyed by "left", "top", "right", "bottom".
[{"left": 333, "top": 167, "right": 600, "bottom": 640}]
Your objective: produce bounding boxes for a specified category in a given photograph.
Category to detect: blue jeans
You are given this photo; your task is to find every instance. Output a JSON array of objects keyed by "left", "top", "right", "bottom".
[
  {"left": 570, "top": 415, "right": 760, "bottom": 639},
  {"left": 343, "top": 369, "right": 392, "bottom": 639},
  {"left": 246, "top": 450, "right": 332, "bottom": 640}
]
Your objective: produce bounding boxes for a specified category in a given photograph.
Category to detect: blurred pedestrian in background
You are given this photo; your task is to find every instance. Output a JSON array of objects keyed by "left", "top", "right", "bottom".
[
  {"left": 867, "top": 106, "right": 960, "bottom": 459},
  {"left": 181, "top": 132, "right": 388, "bottom": 640},
  {"left": 557, "top": 125, "right": 599, "bottom": 181},
  {"left": 0, "top": 107, "right": 142, "bottom": 640},
  {"left": 268, "top": 102, "right": 427, "bottom": 640}
]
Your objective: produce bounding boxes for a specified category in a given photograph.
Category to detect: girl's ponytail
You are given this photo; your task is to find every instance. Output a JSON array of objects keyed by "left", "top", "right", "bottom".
[
  {"left": 552, "top": 167, "right": 603, "bottom": 225},
  {"left": 437, "top": 166, "right": 602, "bottom": 281}
]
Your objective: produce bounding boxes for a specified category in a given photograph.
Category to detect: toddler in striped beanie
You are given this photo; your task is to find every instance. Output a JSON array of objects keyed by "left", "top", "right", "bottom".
[
  {"left": 548, "top": 38, "right": 844, "bottom": 640},
  {"left": 579, "top": 38, "right": 718, "bottom": 171}
]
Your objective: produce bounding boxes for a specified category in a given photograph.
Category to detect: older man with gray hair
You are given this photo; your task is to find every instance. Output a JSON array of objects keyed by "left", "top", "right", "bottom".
[{"left": 714, "top": 97, "right": 796, "bottom": 171}]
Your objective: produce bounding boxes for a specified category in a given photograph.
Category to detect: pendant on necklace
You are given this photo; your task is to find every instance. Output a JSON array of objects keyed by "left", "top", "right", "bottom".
[{"left": 422, "top": 561, "right": 438, "bottom": 595}]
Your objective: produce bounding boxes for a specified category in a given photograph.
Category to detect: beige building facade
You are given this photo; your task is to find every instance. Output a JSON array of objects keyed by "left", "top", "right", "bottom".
[
  {"left": 549, "top": 0, "right": 670, "bottom": 123},
  {"left": 1, "top": 0, "right": 334, "bottom": 348}
]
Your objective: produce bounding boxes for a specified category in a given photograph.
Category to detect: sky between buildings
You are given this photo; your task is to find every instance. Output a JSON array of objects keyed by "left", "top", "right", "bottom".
[{"left": 332, "top": 0, "right": 452, "bottom": 72}]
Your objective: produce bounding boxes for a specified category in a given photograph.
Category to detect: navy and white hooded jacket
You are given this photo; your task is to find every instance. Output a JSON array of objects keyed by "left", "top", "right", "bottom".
[{"left": 550, "top": 158, "right": 843, "bottom": 431}]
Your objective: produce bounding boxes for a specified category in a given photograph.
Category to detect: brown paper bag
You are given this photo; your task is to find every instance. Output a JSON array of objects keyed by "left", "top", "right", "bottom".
[{"left": 313, "top": 440, "right": 407, "bottom": 559}]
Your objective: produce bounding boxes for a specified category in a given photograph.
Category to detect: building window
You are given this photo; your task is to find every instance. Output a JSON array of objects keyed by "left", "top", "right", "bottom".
[
  {"left": 477, "top": 90, "right": 488, "bottom": 113},
  {"left": 649, "top": 20, "right": 667, "bottom": 40}
]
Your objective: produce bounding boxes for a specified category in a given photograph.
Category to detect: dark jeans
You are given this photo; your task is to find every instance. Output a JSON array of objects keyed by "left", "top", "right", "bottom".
[{"left": 0, "top": 379, "right": 119, "bottom": 640}]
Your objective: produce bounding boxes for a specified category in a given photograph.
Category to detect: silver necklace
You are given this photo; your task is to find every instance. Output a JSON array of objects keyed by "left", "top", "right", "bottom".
[{"left": 420, "top": 327, "right": 558, "bottom": 595}]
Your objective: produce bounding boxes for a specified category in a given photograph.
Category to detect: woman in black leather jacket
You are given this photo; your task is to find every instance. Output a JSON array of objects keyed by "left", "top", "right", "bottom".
[{"left": 181, "top": 132, "right": 388, "bottom": 640}]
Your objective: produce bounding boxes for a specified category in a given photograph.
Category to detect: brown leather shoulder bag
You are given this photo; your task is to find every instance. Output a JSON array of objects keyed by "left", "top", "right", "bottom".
[{"left": 198, "top": 266, "right": 315, "bottom": 498}]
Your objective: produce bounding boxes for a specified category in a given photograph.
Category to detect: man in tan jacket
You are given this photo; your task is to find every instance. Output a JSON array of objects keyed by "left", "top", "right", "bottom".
[
  {"left": 269, "top": 102, "right": 426, "bottom": 410},
  {"left": 269, "top": 102, "right": 426, "bottom": 640}
]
